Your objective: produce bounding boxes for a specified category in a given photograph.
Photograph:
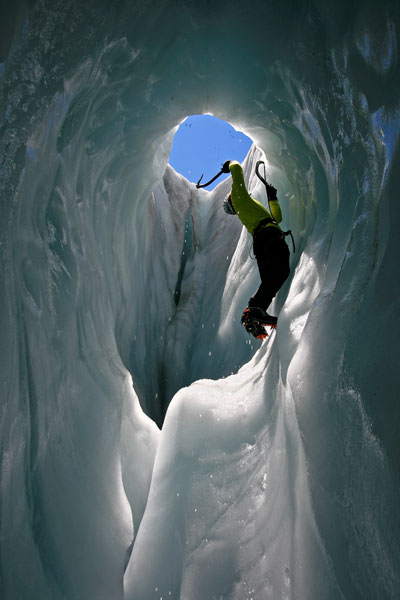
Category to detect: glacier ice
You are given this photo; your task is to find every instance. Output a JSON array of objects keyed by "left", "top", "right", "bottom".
[{"left": 1, "top": 1, "right": 400, "bottom": 599}]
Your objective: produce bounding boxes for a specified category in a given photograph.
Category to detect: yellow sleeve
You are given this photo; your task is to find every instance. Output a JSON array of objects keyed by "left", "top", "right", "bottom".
[{"left": 269, "top": 199, "right": 282, "bottom": 224}]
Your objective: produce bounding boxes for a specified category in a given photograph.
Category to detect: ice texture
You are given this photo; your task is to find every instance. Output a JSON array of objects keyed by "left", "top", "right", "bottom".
[{"left": 1, "top": 1, "right": 400, "bottom": 599}]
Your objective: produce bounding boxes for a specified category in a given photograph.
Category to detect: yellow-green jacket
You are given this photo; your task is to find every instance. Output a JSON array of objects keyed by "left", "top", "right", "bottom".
[{"left": 229, "top": 161, "right": 282, "bottom": 236}]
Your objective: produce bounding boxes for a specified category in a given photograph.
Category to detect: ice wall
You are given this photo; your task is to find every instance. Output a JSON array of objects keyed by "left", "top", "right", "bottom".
[{"left": 1, "top": 1, "right": 400, "bottom": 599}]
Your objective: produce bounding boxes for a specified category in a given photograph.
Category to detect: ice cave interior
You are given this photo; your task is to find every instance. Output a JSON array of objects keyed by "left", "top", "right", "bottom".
[{"left": 1, "top": 1, "right": 400, "bottom": 599}]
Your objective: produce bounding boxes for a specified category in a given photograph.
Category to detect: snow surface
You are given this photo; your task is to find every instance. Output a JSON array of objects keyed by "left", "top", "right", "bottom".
[{"left": 1, "top": 1, "right": 400, "bottom": 599}]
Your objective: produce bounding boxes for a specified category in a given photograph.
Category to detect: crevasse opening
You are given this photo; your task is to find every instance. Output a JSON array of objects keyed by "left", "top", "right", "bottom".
[
  {"left": 168, "top": 113, "right": 252, "bottom": 188},
  {"left": 125, "top": 117, "right": 281, "bottom": 427},
  {"left": 1, "top": 1, "right": 400, "bottom": 599}
]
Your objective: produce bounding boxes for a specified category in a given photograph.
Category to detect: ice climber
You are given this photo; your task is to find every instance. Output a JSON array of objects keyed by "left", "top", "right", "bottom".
[{"left": 222, "top": 160, "right": 291, "bottom": 339}]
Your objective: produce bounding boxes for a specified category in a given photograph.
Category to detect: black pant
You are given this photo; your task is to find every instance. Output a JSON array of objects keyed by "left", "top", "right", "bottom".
[{"left": 248, "top": 226, "right": 290, "bottom": 311}]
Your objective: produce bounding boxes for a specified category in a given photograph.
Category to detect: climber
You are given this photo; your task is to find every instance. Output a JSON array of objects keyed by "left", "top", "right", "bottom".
[{"left": 222, "top": 160, "right": 291, "bottom": 339}]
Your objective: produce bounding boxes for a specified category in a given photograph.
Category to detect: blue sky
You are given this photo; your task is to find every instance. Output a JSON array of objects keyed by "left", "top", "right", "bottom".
[{"left": 168, "top": 115, "right": 253, "bottom": 190}]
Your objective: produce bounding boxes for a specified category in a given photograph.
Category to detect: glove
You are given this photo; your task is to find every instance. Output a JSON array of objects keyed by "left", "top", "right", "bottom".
[
  {"left": 222, "top": 160, "right": 232, "bottom": 173},
  {"left": 266, "top": 183, "right": 277, "bottom": 201}
]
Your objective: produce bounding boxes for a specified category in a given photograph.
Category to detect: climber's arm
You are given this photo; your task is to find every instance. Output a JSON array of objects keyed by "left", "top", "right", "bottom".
[
  {"left": 269, "top": 198, "right": 282, "bottom": 223},
  {"left": 265, "top": 183, "right": 283, "bottom": 224}
]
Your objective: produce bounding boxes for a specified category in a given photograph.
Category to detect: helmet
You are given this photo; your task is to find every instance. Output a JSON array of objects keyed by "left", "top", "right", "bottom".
[{"left": 223, "top": 194, "right": 236, "bottom": 215}]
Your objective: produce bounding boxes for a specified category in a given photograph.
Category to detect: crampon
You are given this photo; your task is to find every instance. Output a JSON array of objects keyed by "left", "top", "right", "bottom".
[{"left": 241, "top": 308, "right": 277, "bottom": 341}]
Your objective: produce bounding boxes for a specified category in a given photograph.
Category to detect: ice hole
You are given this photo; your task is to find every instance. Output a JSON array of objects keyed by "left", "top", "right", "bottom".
[
  {"left": 126, "top": 114, "right": 295, "bottom": 429},
  {"left": 127, "top": 116, "right": 258, "bottom": 428},
  {"left": 168, "top": 114, "right": 252, "bottom": 189}
]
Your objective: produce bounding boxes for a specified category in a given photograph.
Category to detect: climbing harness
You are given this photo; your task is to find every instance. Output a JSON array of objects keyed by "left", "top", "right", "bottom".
[
  {"left": 283, "top": 230, "right": 295, "bottom": 253},
  {"left": 196, "top": 159, "right": 295, "bottom": 252}
]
